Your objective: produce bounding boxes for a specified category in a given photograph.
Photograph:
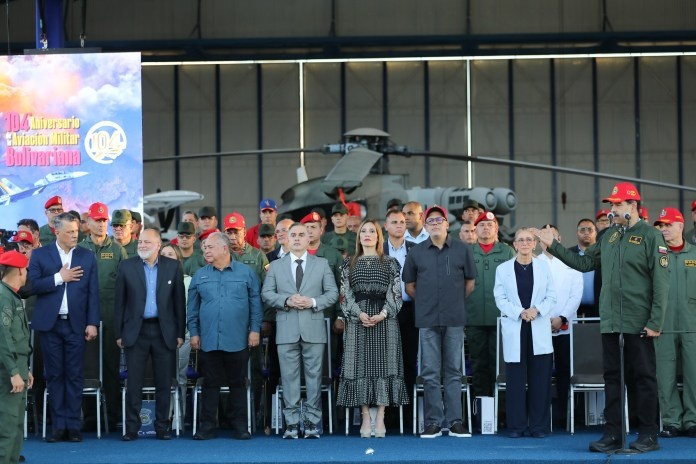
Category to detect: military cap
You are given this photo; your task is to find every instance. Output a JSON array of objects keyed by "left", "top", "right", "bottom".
[
  {"left": 177, "top": 222, "right": 196, "bottom": 235},
  {"left": 111, "top": 209, "right": 132, "bottom": 225},
  {"left": 198, "top": 206, "right": 217, "bottom": 219},
  {"left": 259, "top": 223, "right": 275, "bottom": 237},
  {"left": 88, "top": 202, "right": 109, "bottom": 220},
  {"left": 44, "top": 196, "right": 62, "bottom": 209},
  {"left": 0, "top": 250, "right": 28, "bottom": 268}
]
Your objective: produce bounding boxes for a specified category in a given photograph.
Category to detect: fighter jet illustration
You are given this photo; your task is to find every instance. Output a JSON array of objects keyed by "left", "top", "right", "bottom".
[{"left": 0, "top": 171, "right": 88, "bottom": 205}]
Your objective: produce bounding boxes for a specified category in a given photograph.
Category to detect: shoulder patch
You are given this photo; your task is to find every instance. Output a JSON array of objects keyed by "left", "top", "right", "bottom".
[
  {"left": 628, "top": 236, "right": 642, "bottom": 245},
  {"left": 659, "top": 255, "right": 669, "bottom": 268},
  {"left": 658, "top": 246, "right": 668, "bottom": 255},
  {"left": 2, "top": 315, "right": 11, "bottom": 327}
]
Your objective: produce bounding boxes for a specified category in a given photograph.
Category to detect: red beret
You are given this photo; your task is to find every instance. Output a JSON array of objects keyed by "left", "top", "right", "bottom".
[
  {"left": 300, "top": 212, "right": 322, "bottom": 224},
  {"left": 691, "top": 200, "right": 696, "bottom": 212},
  {"left": 88, "top": 202, "right": 109, "bottom": 220},
  {"left": 224, "top": 212, "right": 246, "bottom": 230},
  {"left": 11, "top": 230, "right": 34, "bottom": 245},
  {"left": 0, "top": 250, "right": 29, "bottom": 268},
  {"left": 198, "top": 228, "right": 219, "bottom": 241},
  {"left": 44, "top": 196, "right": 62, "bottom": 209},
  {"left": 474, "top": 211, "right": 497, "bottom": 226}
]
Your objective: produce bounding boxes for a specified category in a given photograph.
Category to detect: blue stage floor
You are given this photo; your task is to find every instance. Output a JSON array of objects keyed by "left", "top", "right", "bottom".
[{"left": 20, "top": 428, "right": 696, "bottom": 464}]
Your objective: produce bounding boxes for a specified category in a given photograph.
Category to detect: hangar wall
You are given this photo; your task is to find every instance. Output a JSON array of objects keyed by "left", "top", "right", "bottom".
[{"left": 142, "top": 56, "right": 696, "bottom": 238}]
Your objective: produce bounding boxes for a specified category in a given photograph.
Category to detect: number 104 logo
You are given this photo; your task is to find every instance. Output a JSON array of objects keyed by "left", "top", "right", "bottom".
[{"left": 84, "top": 121, "right": 127, "bottom": 164}]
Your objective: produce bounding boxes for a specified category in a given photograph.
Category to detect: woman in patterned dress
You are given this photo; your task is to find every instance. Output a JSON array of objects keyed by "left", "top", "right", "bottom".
[{"left": 336, "top": 218, "right": 408, "bottom": 438}]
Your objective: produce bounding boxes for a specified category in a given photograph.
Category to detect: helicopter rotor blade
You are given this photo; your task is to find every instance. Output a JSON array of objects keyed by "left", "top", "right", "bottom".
[
  {"left": 143, "top": 147, "right": 323, "bottom": 163},
  {"left": 412, "top": 151, "right": 696, "bottom": 194}
]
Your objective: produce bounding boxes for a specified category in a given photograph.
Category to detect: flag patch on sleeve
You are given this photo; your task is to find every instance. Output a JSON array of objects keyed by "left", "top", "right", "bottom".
[{"left": 658, "top": 246, "right": 668, "bottom": 255}]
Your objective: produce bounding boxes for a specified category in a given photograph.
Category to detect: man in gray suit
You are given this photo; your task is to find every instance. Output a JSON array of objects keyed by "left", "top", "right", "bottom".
[{"left": 261, "top": 222, "right": 338, "bottom": 439}]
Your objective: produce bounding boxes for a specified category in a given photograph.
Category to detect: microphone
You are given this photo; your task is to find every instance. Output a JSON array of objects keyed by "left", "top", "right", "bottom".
[{"left": 607, "top": 212, "right": 631, "bottom": 224}]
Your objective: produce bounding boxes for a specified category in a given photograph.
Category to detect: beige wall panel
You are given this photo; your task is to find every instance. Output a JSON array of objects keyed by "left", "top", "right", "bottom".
[
  {"left": 607, "top": 0, "right": 696, "bottom": 31},
  {"left": 426, "top": 61, "right": 469, "bottom": 189},
  {"left": 510, "top": 59, "right": 553, "bottom": 229},
  {"left": 471, "top": 0, "right": 602, "bottom": 34},
  {"left": 554, "top": 58, "right": 595, "bottom": 234},
  {"left": 175, "top": 65, "right": 217, "bottom": 212},
  {"left": 470, "top": 60, "right": 510, "bottom": 189},
  {"left": 219, "top": 64, "right": 260, "bottom": 220},
  {"left": 637, "top": 57, "right": 679, "bottom": 210},
  {"left": 345, "top": 63, "right": 384, "bottom": 135},
  {"left": 336, "top": 0, "right": 466, "bottom": 36},
  {"left": 596, "top": 57, "right": 635, "bottom": 203},
  {"left": 259, "top": 64, "right": 301, "bottom": 215},
  {"left": 385, "top": 62, "right": 425, "bottom": 187},
  {"left": 682, "top": 58, "right": 696, "bottom": 213},
  {"left": 143, "top": 66, "right": 176, "bottom": 193},
  {"left": 303, "top": 63, "right": 343, "bottom": 180}
]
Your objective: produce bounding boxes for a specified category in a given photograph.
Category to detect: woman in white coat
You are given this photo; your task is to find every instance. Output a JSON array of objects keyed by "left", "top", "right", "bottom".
[{"left": 494, "top": 228, "right": 557, "bottom": 438}]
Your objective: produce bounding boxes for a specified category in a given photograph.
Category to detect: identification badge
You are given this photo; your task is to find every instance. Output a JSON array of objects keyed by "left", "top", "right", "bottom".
[
  {"left": 685, "top": 259, "right": 696, "bottom": 267},
  {"left": 100, "top": 252, "right": 114, "bottom": 260},
  {"left": 628, "top": 236, "right": 642, "bottom": 245}
]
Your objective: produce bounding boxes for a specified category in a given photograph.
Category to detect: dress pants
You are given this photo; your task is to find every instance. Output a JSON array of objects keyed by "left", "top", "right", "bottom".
[
  {"left": 124, "top": 320, "right": 175, "bottom": 433},
  {"left": 602, "top": 333, "right": 659, "bottom": 436},
  {"left": 41, "top": 318, "right": 86, "bottom": 432},
  {"left": 398, "top": 301, "right": 418, "bottom": 422},
  {"left": 467, "top": 325, "right": 497, "bottom": 398},
  {"left": 552, "top": 334, "right": 570, "bottom": 426},
  {"left": 277, "top": 340, "right": 324, "bottom": 426},
  {"left": 0, "top": 358, "right": 27, "bottom": 464},
  {"left": 199, "top": 349, "right": 249, "bottom": 432},
  {"left": 420, "top": 326, "right": 464, "bottom": 428},
  {"left": 505, "top": 321, "right": 552, "bottom": 435}
]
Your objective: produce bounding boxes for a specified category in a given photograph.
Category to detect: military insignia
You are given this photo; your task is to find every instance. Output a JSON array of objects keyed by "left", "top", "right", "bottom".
[
  {"left": 229, "top": 217, "right": 237, "bottom": 224},
  {"left": 659, "top": 255, "right": 669, "bottom": 268},
  {"left": 264, "top": 264, "right": 270, "bottom": 272},
  {"left": 608, "top": 231, "right": 619, "bottom": 243},
  {"left": 658, "top": 246, "right": 668, "bottom": 255},
  {"left": 98, "top": 206, "right": 105, "bottom": 213},
  {"left": 685, "top": 260, "right": 696, "bottom": 267},
  {"left": 100, "top": 252, "right": 114, "bottom": 259},
  {"left": 2, "top": 315, "right": 11, "bottom": 327},
  {"left": 312, "top": 212, "right": 319, "bottom": 221},
  {"left": 628, "top": 236, "right": 642, "bottom": 245},
  {"left": 612, "top": 186, "right": 618, "bottom": 194},
  {"left": 485, "top": 212, "right": 495, "bottom": 221}
]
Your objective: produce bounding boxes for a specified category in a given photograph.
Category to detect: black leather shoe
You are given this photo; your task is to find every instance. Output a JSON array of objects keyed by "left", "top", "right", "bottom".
[
  {"left": 67, "top": 429, "right": 83, "bottom": 442},
  {"left": 156, "top": 430, "right": 172, "bottom": 440},
  {"left": 630, "top": 434, "right": 659, "bottom": 452},
  {"left": 193, "top": 429, "right": 217, "bottom": 440},
  {"left": 233, "top": 429, "right": 251, "bottom": 440},
  {"left": 589, "top": 434, "right": 620, "bottom": 453},
  {"left": 46, "top": 429, "right": 67, "bottom": 443},
  {"left": 686, "top": 426, "right": 696, "bottom": 438},
  {"left": 508, "top": 431, "right": 523, "bottom": 438},
  {"left": 531, "top": 431, "right": 546, "bottom": 438},
  {"left": 122, "top": 432, "right": 138, "bottom": 441},
  {"left": 660, "top": 426, "right": 680, "bottom": 438},
  {"left": 18, "top": 455, "right": 25, "bottom": 462}
]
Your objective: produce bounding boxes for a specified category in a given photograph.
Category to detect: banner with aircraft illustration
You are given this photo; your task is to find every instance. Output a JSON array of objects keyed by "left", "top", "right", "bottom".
[{"left": 0, "top": 52, "right": 142, "bottom": 231}]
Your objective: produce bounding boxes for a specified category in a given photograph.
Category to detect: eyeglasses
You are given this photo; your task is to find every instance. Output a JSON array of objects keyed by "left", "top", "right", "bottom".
[
  {"left": 577, "top": 227, "right": 595, "bottom": 233},
  {"left": 515, "top": 237, "right": 536, "bottom": 244},
  {"left": 47, "top": 208, "right": 64, "bottom": 214},
  {"left": 425, "top": 217, "right": 446, "bottom": 225},
  {"left": 597, "top": 218, "right": 610, "bottom": 223},
  {"left": 178, "top": 233, "right": 193, "bottom": 238},
  {"left": 112, "top": 224, "right": 128, "bottom": 229}
]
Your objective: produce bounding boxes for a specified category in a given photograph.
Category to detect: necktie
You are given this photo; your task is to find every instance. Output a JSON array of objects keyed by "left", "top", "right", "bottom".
[{"left": 295, "top": 259, "right": 303, "bottom": 291}]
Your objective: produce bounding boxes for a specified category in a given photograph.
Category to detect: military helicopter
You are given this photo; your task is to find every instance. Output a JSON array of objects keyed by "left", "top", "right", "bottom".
[{"left": 278, "top": 128, "right": 517, "bottom": 225}]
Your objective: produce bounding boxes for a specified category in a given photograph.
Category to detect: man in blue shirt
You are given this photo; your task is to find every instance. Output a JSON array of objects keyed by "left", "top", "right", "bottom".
[{"left": 188, "top": 232, "right": 263, "bottom": 440}]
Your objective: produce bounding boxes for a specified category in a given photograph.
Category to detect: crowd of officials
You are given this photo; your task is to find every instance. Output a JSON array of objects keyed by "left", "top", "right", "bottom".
[{"left": 1, "top": 181, "right": 696, "bottom": 463}]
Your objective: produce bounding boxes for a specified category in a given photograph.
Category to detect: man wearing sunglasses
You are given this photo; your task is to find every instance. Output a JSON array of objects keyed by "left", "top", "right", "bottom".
[{"left": 402, "top": 205, "right": 477, "bottom": 439}]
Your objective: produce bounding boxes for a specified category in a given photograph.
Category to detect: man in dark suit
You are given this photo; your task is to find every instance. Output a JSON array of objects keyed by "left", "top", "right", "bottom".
[
  {"left": 28, "top": 212, "right": 100, "bottom": 443},
  {"left": 567, "top": 218, "right": 601, "bottom": 318},
  {"left": 113, "top": 228, "right": 186, "bottom": 441},
  {"left": 261, "top": 222, "right": 338, "bottom": 439}
]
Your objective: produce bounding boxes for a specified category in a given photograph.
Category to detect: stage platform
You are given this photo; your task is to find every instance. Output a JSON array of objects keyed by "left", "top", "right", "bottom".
[{"left": 20, "top": 427, "right": 696, "bottom": 464}]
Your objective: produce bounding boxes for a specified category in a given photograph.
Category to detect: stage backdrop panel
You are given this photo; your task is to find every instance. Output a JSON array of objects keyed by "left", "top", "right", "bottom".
[{"left": 0, "top": 52, "right": 142, "bottom": 232}]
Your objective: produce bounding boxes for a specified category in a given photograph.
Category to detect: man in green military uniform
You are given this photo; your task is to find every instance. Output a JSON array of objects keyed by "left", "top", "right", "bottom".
[
  {"left": 38, "top": 196, "right": 64, "bottom": 246},
  {"left": 0, "top": 251, "right": 33, "bottom": 464},
  {"left": 535, "top": 182, "right": 669, "bottom": 454},
  {"left": 321, "top": 203, "right": 357, "bottom": 255},
  {"left": 466, "top": 212, "right": 515, "bottom": 403},
  {"left": 111, "top": 209, "right": 138, "bottom": 257},
  {"left": 653, "top": 207, "right": 696, "bottom": 438},
  {"left": 79, "top": 202, "right": 128, "bottom": 428},
  {"left": 177, "top": 222, "right": 205, "bottom": 276}
]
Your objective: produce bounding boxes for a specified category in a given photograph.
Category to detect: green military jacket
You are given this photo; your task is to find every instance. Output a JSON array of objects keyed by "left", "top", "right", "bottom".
[
  {"left": 466, "top": 241, "right": 516, "bottom": 326},
  {"left": 113, "top": 237, "right": 138, "bottom": 258},
  {"left": 183, "top": 250, "right": 206, "bottom": 277},
  {"left": 662, "top": 241, "right": 696, "bottom": 331},
  {"left": 313, "top": 243, "right": 343, "bottom": 320},
  {"left": 232, "top": 242, "right": 270, "bottom": 321},
  {"left": 549, "top": 219, "right": 669, "bottom": 334},
  {"left": 38, "top": 224, "right": 56, "bottom": 246},
  {"left": 0, "top": 282, "right": 30, "bottom": 377},
  {"left": 321, "top": 230, "right": 357, "bottom": 255},
  {"left": 79, "top": 235, "right": 128, "bottom": 318}
]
